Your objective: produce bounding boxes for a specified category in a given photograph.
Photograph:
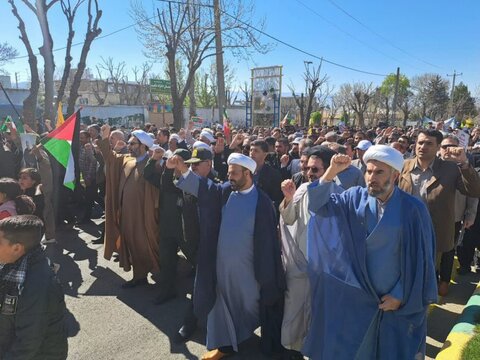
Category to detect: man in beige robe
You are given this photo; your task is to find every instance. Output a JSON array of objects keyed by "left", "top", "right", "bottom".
[{"left": 98, "top": 124, "right": 160, "bottom": 287}]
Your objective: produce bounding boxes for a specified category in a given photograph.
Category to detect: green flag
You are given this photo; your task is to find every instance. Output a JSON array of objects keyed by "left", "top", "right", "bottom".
[{"left": 0, "top": 116, "right": 25, "bottom": 133}]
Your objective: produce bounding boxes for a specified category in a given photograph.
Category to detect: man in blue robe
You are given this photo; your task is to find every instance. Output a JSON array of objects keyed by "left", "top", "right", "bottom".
[
  {"left": 304, "top": 145, "right": 437, "bottom": 360},
  {"left": 166, "top": 152, "right": 285, "bottom": 360}
]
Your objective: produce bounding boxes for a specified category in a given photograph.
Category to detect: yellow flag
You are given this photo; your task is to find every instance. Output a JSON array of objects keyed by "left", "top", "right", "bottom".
[{"left": 56, "top": 102, "right": 65, "bottom": 128}]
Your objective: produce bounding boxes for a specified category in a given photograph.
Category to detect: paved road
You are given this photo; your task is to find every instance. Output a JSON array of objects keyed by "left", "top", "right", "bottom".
[
  {"left": 48, "top": 221, "right": 269, "bottom": 360},
  {"left": 48, "top": 220, "right": 480, "bottom": 359}
]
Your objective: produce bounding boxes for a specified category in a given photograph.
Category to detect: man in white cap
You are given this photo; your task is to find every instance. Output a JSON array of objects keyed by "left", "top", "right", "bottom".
[
  {"left": 303, "top": 145, "right": 437, "bottom": 360},
  {"left": 351, "top": 139, "right": 372, "bottom": 175},
  {"left": 167, "top": 152, "right": 285, "bottom": 360},
  {"left": 98, "top": 124, "right": 160, "bottom": 288}
]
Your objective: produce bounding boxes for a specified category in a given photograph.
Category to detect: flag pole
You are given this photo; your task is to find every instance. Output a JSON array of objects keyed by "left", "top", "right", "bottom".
[{"left": 0, "top": 82, "right": 21, "bottom": 118}]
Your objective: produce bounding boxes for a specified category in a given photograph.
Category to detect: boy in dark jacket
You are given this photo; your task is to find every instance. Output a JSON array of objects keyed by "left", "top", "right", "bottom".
[{"left": 0, "top": 215, "right": 67, "bottom": 359}]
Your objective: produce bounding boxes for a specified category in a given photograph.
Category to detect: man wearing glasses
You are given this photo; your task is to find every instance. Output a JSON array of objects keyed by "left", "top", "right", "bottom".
[
  {"left": 399, "top": 129, "right": 480, "bottom": 296},
  {"left": 278, "top": 146, "right": 338, "bottom": 357}
]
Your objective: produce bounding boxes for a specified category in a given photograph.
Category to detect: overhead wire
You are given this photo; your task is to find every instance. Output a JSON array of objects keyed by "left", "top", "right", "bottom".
[
  {"left": 158, "top": 0, "right": 389, "bottom": 76},
  {"left": 325, "top": 0, "right": 442, "bottom": 69},
  {"left": 293, "top": 0, "right": 421, "bottom": 71}
]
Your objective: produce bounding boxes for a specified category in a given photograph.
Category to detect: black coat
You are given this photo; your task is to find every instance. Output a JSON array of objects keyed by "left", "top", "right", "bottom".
[
  {"left": 255, "top": 163, "right": 283, "bottom": 213},
  {"left": 194, "top": 180, "right": 286, "bottom": 356},
  {"left": 0, "top": 250, "right": 67, "bottom": 359}
]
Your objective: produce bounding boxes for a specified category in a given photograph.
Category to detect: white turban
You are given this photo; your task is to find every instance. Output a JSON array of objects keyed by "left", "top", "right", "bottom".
[
  {"left": 193, "top": 140, "right": 212, "bottom": 152},
  {"left": 131, "top": 130, "right": 154, "bottom": 149},
  {"left": 227, "top": 153, "right": 257, "bottom": 174},
  {"left": 169, "top": 133, "right": 181, "bottom": 142},
  {"left": 363, "top": 144, "right": 404, "bottom": 173},
  {"left": 200, "top": 130, "right": 215, "bottom": 143}
]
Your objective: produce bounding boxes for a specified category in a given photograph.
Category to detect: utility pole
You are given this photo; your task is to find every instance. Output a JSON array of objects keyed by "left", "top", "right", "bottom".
[
  {"left": 391, "top": 67, "right": 400, "bottom": 126},
  {"left": 213, "top": 0, "right": 226, "bottom": 124},
  {"left": 447, "top": 70, "right": 462, "bottom": 116},
  {"left": 15, "top": 72, "right": 19, "bottom": 89}
]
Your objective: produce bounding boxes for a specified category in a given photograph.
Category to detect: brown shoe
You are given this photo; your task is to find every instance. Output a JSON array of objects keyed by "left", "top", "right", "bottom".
[
  {"left": 201, "top": 349, "right": 229, "bottom": 360},
  {"left": 438, "top": 281, "right": 449, "bottom": 297}
]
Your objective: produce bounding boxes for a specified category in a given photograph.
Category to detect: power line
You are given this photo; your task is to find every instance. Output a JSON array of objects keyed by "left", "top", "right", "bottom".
[
  {"left": 9, "top": 14, "right": 158, "bottom": 61},
  {"left": 325, "top": 0, "right": 442, "bottom": 70},
  {"left": 158, "top": 0, "right": 388, "bottom": 77},
  {"left": 293, "top": 0, "right": 420, "bottom": 71}
]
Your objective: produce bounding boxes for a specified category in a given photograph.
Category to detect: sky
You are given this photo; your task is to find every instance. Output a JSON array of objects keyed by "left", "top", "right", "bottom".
[{"left": 1, "top": 0, "right": 479, "bottom": 97}]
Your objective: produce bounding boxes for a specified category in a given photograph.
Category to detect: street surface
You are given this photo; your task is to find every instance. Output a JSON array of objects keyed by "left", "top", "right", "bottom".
[{"left": 48, "top": 219, "right": 480, "bottom": 360}]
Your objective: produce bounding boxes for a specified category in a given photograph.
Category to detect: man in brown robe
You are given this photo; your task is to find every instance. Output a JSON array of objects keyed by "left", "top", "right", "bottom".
[{"left": 98, "top": 124, "right": 160, "bottom": 288}]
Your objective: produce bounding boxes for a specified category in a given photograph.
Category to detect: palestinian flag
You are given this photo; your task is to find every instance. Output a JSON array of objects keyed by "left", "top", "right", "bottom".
[
  {"left": 41, "top": 110, "right": 81, "bottom": 190},
  {"left": 0, "top": 115, "right": 25, "bottom": 133}
]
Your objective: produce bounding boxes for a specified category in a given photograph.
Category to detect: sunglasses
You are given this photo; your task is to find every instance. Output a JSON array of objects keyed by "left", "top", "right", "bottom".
[{"left": 307, "top": 166, "right": 323, "bottom": 173}]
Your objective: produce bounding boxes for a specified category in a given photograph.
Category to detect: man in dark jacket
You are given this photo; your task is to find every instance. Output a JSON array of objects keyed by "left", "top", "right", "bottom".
[
  {"left": 168, "top": 152, "right": 286, "bottom": 360},
  {"left": 0, "top": 215, "right": 67, "bottom": 359}
]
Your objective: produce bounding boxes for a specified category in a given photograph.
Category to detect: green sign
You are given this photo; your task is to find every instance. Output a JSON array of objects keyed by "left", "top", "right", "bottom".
[{"left": 150, "top": 79, "right": 171, "bottom": 94}]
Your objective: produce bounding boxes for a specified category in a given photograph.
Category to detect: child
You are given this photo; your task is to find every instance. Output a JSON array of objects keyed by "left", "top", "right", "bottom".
[
  {"left": 0, "top": 178, "right": 36, "bottom": 220},
  {"left": 18, "top": 168, "right": 45, "bottom": 221},
  {"left": 0, "top": 215, "right": 68, "bottom": 359}
]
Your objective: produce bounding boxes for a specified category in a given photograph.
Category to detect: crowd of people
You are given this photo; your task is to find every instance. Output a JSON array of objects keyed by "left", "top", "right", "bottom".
[{"left": 1, "top": 116, "right": 480, "bottom": 359}]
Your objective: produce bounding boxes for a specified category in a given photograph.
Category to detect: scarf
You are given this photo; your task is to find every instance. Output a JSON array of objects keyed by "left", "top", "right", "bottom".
[{"left": 0, "top": 245, "right": 43, "bottom": 296}]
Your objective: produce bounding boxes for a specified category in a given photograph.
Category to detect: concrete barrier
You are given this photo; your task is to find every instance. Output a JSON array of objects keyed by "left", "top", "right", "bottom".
[{"left": 436, "top": 281, "right": 480, "bottom": 359}]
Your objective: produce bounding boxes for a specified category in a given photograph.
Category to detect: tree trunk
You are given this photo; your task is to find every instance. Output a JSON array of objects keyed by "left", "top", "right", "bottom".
[
  {"left": 56, "top": 8, "right": 76, "bottom": 110},
  {"left": 357, "top": 112, "right": 365, "bottom": 128},
  {"left": 9, "top": 0, "right": 39, "bottom": 128},
  {"left": 67, "top": 0, "right": 102, "bottom": 116},
  {"left": 35, "top": 0, "right": 55, "bottom": 122}
]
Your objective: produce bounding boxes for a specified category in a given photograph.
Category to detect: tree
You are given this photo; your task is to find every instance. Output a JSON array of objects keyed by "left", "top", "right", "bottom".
[
  {"left": 452, "top": 82, "right": 477, "bottom": 121},
  {"left": 411, "top": 73, "right": 449, "bottom": 121},
  {"left": 337, "top": 82, "right": 374, "bottom": 127},
  {"left": 289, "top": 62, "right": 329, "bottom": 127},
  {"left": 398, "top": 89, "right": 414, "bottom": 126},
  {"left": 65, "top": 0, "right": 102, "bottom": 115},
  {"left": 0, "top": 43, "right": 19, "bottom": 69},
  {"left": 8, "top": 0, "right": 40, "bottom": 127},
  {"left": 195, "top": 71, "right": 215, "bottom": 108},
  {"left": 379, "top": 72, "right": 410, "bottom": 124},
  {"left": 131, "top": 0, "right": 269, "bottom": 129}
]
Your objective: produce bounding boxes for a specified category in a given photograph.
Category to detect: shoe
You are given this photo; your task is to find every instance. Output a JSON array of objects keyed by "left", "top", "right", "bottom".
[
  {"left": 91, "top": 237, "right": 104, "bottom": 244},
  {"left": 121, "top": 278, "right": 148, "bottom": 289},
  {"left": 438, "top": 281, "right": 449, "bottom": 297},
  {"left": 174, "top": 322, "right": 197, "bottom": 343},
  {"left": 113, "top": 254, "right": 120, "bottom": 262},
  {"left": 153, "top": 290, "right": 176, "bottom": 305},
  {"left": 41, "top": 238, "right": 57, "bottom": 245},
  {"left": 201, "top": 349, "right": 230, "bottom": 360}
]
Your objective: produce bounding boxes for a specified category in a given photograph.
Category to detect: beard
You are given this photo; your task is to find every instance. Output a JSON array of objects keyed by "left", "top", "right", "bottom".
[{"left": 367, "top": 178, "right": 392, "bottom": 198}]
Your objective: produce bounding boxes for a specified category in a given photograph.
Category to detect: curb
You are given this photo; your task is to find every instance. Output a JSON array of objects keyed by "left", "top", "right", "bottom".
[{"left": 436, "top": 281, "right": 480, "bottom": 359}]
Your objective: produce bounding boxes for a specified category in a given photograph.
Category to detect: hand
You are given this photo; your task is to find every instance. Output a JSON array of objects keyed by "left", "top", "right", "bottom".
[
  {"left": 166, "top": 155, "right": 188, "bottom": 173},
  {"left": 84, "top": 143, "right": 93, "bottom": 153},
  {"left": 101, "top": 124, "right": 111, "bottom": 140},
  {"left": 445, "top": 146, "right": 468, "bottom": 164},
  {"left": 281, "top": 180, "right": 296, "bottom": 203},
  {"left": 435, "top": 121, "right": 444, "bottom": 131},
  {"left": 322, "top": 154, "right": 351, "bottom": 182},
  {"left": 113, "top": 140, "right": 126, "bottom": 152},
  {"left": 464, "top": 219, "right": 474, "bottom": 229},
  {"left": 214, "top": 137, "right": 225, "bottom": 154},
  {"left": 280, "top": 154, "right": 290, "bottom": 167},
  {"left": 151, "top": 147, "right": 165, "bottom": 161},
  {"left": 383, "top": 127, "right": 394, "bottom": 138},
  {"left": 229, "top": 133, "right": 244, "bottom": 149},
  {"left": 188, "top": 121, "right": 194, "bottom": 131},
  {"left": 379, "top": 294, "right": 401, "bottom": 311}
]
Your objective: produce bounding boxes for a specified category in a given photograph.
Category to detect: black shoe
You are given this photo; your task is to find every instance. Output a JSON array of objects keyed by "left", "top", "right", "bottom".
[
  {"left": 153, "top": 290, "right": 176, "bottom": 305},
  {"left": 174, "top": 322, "right": 197, "bottom": 343},
  {"left": 113, "top": 254, "right": 120, "bottom": 262},
  {"left": 121, "top": 278, "right": 148, "bottom": 289},
  {"left": 91, "top": 237, "right": 104, "bottom": 244}
]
